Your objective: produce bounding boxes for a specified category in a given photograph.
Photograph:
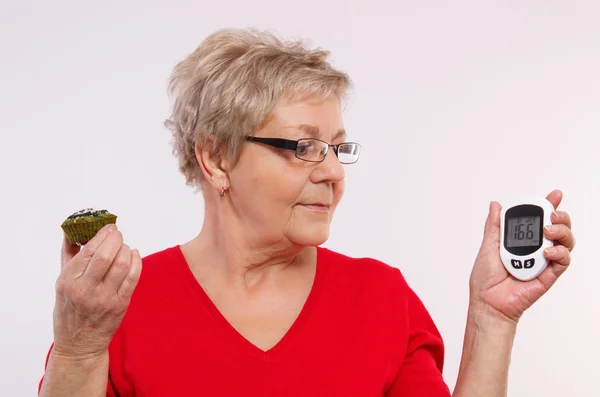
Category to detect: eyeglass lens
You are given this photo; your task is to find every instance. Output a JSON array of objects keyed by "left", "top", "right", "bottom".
[{"left": 296, "top": 139, "right": 360, "bottom": 164}]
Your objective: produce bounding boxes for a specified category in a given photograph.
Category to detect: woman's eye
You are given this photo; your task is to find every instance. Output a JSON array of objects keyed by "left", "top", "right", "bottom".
[
  {"left": 338, "top": 144, "right": 352, "bottom": 154},
  {"left": 297, "top": 142, "right": 314, "bottom": 156}
]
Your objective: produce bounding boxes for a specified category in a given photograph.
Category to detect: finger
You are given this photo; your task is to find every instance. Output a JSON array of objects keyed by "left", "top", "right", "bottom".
[
  {"left": 545, "top": 189, "right": 563, "bottom": 210},
  {"left": 482, "top": 201, "right": 502, "bottom": 244},
  {"left": 551, "top": 210, "right": 572, "bottom": 230},
  {"left": 102, "top": 243, "right": 132, "bottom": 290},
  {"left": 81, "top": 229, "right": 124, "bottom": 283},
  {"left": 62, "top": 224, "right": 117, "bottom": 277},
  {"left": 544, "top": 245, "right": 572, "bottom": 268},
  {"left": 544, "top": 224, "right": 576, "bottom": 252},
  {"left": 61, "top": 233, "right": 80, "bottom": 270},
  {"left": 117, "top": 248, "right": 143, "bottom": 303},
  {"left": 537, "top": 246, "right": 571, "bottom": 290}
]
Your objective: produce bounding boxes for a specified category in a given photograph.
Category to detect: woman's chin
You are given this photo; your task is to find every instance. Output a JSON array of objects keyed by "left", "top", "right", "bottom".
[{"left": 289, "top": 225, "right": 331, "bottom": 247}]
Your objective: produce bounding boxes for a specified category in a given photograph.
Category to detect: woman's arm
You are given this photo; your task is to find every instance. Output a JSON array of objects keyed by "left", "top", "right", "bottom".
[
  {"left": 39, "top": 350, "right": 109, "bottom": 397},
  {"left": 452, "top": 303, "right": 517, "bottom": 397},
  {"left": 40, "top": 225, "right": 141, "bottom": 396}
]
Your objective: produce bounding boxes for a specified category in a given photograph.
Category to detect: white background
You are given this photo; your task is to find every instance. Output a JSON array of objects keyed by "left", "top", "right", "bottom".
[{"left": 1, "top": 0, "right": 599, "bottom": 395}]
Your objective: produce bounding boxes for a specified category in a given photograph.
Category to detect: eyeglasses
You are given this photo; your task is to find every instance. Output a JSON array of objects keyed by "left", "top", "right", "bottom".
[{"left": 245, "top": 136, "right": 361, "bottom": 164}]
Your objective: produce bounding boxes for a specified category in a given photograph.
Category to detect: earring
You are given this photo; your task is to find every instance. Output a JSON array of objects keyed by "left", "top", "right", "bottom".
[{"left": 219, "top": 186, "right": 229, "bottom": 197}]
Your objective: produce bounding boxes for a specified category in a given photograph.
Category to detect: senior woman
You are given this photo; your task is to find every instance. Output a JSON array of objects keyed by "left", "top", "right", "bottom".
[{"left": 39, "top": 28, "right": 575, "bottom": 396}]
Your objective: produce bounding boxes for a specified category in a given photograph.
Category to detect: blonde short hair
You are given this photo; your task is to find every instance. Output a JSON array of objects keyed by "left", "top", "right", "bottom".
[{"left": 164, "top": 27, "right": 352, "bottom": 190}]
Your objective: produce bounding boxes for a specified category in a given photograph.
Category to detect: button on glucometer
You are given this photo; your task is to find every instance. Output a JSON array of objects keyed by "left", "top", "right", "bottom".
[
  {"left": 524, "top": 258, "right": 535, "bottom": 269},
  {"left": 511, "top": 259, "right": 523, "bottom": 269}
]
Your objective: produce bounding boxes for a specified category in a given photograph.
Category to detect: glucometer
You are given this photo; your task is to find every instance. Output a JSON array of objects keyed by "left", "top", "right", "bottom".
[{"left": 500, "top": 197, "right": 555, "bottom": 281}]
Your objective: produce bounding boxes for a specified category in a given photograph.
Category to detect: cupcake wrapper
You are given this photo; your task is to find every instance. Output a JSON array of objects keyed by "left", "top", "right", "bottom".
[{"left": 61, "top": 215, "right": 118, "bottom": 245}]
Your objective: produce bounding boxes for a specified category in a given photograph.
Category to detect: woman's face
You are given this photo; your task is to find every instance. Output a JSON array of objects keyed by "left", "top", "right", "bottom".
[{"left": 228, "top": 93, "right": 346, "bottom": 248}]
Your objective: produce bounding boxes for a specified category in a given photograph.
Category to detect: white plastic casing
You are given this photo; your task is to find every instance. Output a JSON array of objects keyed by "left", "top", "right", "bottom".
[{"left": 500, "top": 197, "right": 555, "bottom": 281}]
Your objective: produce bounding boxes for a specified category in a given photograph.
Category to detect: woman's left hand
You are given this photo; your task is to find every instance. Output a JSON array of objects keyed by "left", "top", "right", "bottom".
[{"left": 469, "top": 189, "right": 575, "bottom": 324}]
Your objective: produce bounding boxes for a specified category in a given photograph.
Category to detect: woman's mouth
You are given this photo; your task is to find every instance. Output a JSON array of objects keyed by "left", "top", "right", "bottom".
[{"left": 299, "top": 204, "right": 331, "bottom": 213}]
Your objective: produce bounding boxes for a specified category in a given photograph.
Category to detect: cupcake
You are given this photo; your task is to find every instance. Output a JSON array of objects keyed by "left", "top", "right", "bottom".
[{"left": 61, "top": 208, "right": 118, "bottom": 246}]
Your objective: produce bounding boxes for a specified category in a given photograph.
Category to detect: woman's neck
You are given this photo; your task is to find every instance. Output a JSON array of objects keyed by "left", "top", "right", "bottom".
[{"left": 183, "top": 202, "right": 314, "bottom": 290}]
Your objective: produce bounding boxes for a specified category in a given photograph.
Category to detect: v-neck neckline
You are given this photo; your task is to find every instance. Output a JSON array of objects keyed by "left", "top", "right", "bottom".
[{"left": 172, "top": 245, "right": 325, "bottom": 361}]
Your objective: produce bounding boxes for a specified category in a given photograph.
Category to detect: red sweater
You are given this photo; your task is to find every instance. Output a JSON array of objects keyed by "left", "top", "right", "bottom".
[{"left": 40, "top": 246, "right": 451, "bottom": 396}]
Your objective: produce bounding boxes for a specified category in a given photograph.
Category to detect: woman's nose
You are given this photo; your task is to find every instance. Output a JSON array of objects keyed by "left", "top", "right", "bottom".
[{"left": 314, "top": 149, "right": 345, "bottom": 182}]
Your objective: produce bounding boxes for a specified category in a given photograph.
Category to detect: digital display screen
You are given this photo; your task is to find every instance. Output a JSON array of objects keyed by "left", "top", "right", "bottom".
[{"left": 506, "top": 216, "right": 541, "bottom": 248}]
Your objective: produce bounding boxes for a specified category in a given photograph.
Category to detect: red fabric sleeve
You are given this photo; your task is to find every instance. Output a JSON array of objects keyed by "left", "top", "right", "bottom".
[
  {"left": 37, "top": 343, "right": 54, "bottom": 394},
  {"left": 38, "top": 343, "right": 116, "bottom": 397},
  {"left": 386, "top": 285, "right": 452, "bottom": 396}
]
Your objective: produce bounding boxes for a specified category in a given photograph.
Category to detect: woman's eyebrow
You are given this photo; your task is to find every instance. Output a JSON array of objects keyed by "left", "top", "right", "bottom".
[{"left": 284, "top": 124, "right": 347, "bottom": 140}]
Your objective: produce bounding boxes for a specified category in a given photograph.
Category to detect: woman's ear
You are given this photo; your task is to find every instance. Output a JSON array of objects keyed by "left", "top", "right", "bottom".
[{"left": 195, "top": 140, "right": 230, "bottom": 192}]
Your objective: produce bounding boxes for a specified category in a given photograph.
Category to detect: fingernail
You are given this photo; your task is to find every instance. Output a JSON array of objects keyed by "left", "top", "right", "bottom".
[
  {"left": 545, "top": 247, "right": 556, "bottom": 255},
  {"left": 107, "top": 224, "right": 117, "bottom": 232},
  {"left": 133, "top": 248, "right": 140, "bottom": 256},
  {"left": 544, "top": 225, "right": 554, "bottom": 232}
]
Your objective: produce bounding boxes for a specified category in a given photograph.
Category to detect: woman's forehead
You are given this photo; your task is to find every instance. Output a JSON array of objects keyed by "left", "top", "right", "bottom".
[{"left": 266, "top": 97, "right": 345, "bottom": 139}]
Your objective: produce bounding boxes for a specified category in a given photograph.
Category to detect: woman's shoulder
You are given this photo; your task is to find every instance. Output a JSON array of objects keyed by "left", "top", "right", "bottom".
[
  {"left": 317, "top": 246, "right": 410, "bottom": 292},
  {"left": 318, "top": 245, "right": 405, "bottom": 275},
  {"left": 317, "top": 246, "right": 442, "bottom": 337},
  {"left": 139, "top": 245, "right": 181, "bottom": 267},
  {"left": 133, "top": 245, "right": 187, "bottom": 288},
  {"left": 123, "top": 245, "right": 192, "bottom": 317}
]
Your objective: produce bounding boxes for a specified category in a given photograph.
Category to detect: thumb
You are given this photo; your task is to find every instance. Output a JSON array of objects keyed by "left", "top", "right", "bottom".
[
  {"left": 482, "top": 201, "right": 502, "bottom": 243},
  {"left": 61, "top": 233, "right": 80, "bottom": 269}
]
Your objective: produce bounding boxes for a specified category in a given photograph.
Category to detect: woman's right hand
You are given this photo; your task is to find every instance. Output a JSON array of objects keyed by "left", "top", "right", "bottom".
[{"left": 52, "top": 223, "right": 142, "bottom": 359}]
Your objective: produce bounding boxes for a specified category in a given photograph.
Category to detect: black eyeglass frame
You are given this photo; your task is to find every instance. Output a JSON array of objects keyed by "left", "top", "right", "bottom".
[{"left": 245, "top": 136, "right": 361, "bottom": 164}]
